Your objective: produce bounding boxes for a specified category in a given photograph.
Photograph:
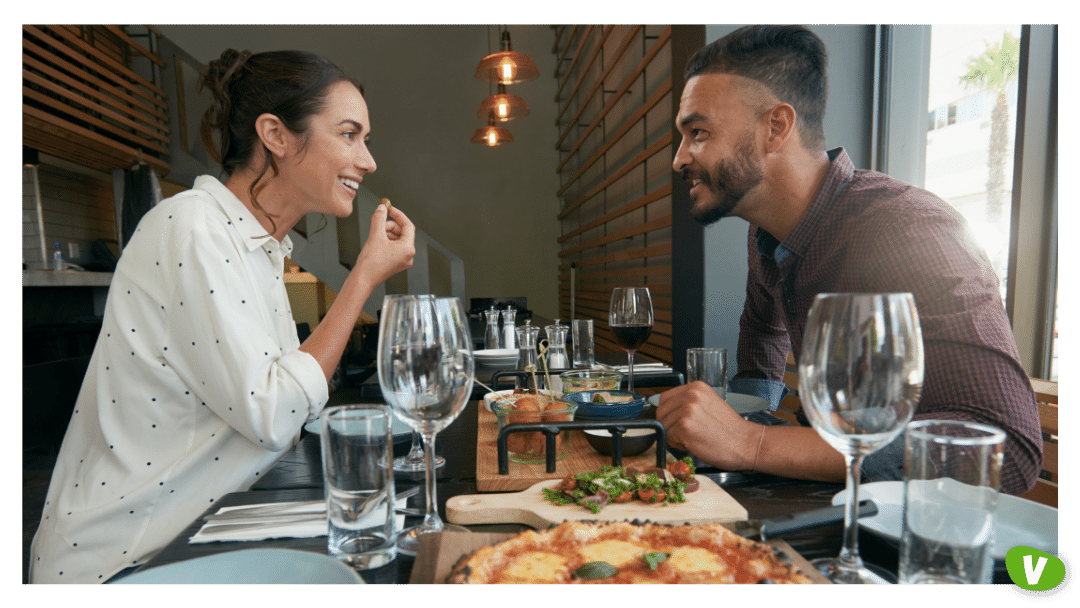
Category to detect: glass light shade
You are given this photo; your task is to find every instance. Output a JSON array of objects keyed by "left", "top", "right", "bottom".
[
  {"left": 470, "top": 124, "right": 514, "bottom": 146},
  {"left": 474, "top": 31, "right": 539, "bottom": 85},
  {"left": 477, "top": 84, "right": 530, "bottom": 121}
]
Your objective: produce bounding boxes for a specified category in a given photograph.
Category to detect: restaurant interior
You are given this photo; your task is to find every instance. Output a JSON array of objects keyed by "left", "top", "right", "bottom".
[{"left": 21, "top": 24, "right": 1059, "bottom": 586}]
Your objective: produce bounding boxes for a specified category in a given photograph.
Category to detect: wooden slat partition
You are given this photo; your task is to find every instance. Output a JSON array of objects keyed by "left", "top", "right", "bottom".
[
  {"left": 553, "top": 25, "right": 704, "bottom": 370},
  {"left": 23, "top": 24, "right": 170, "bottom": 174},
  {"left": 554, "top": 26, "right": 616, "bottom": 128},
  {"left": 554, "top": 25, "right": 640, "bottom": 148}
]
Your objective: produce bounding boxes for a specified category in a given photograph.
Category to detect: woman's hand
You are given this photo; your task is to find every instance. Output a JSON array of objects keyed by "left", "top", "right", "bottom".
[{"left": 355, "top": 200, "right": 415, "bottom": 286}]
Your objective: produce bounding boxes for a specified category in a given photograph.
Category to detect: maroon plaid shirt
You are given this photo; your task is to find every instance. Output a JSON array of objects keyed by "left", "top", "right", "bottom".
[{"left": 735, "top": 148, "right": 1042, "bottom": 495}]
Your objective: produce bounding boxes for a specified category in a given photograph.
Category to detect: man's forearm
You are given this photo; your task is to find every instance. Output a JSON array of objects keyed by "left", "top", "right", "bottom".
[{"left": 752, "top": 425, "right": 847, "bottom": 482}]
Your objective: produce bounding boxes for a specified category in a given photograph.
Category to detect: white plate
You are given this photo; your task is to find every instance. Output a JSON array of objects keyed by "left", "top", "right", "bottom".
[
  {"left": 474, "top": 349, "right": 519, "bottom": 368},
  {"left": 115, "top": 548, "right": 363, "bottom": 584},
  {"left": 646, "top": 391, "right": 770, "bottom": 415},
  {"left": 832, "top": 480, "right": 1058, "bottom": 559},
  {"left": 304, "top": 412, "right": 413, "bottom": 441}
]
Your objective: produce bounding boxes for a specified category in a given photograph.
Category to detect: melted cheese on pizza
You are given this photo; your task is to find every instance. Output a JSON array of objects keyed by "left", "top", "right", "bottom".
[
  {"left": 447, "top": 521, "right": 812, "bottom": 584},
  {"left": 577, "top": 540, "right": 649, "bottom": 568}
]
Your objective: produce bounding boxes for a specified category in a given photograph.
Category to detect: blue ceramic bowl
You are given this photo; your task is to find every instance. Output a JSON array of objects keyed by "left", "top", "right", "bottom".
[{"left": 562, "top": 389, "right": 645, "bottom": 420}]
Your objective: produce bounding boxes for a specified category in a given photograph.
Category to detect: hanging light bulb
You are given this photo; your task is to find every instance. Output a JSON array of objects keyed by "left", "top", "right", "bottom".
[
  {"left": 475, "top": 29, "right": 539, "bottom": 85},
  {"left": 470, "top": 111, "right": 514, "bottom": 146},
  {"left": 477, "top": 84, "right": 530, "bottom": 122}
]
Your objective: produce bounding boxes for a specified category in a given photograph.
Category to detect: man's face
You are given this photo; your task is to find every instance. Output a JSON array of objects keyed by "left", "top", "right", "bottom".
[{"left": 672, "top": 74, "right": 766, "bottom": 226}]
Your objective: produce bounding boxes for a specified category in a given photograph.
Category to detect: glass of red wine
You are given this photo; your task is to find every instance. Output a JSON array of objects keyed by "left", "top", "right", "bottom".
[{"left": 608, "top": 287, "right": 653, "bottom": 392}]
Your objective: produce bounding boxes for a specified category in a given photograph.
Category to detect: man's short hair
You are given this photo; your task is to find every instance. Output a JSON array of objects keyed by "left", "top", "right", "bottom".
[{"left": 685, "top": 25, "right": 828, "bottom": 150}]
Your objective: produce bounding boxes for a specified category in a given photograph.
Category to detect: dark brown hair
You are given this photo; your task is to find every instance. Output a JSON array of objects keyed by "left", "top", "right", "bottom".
[
  {"left": 685, "top": 25, "right": 828, "bottom": 151},
  {"left": 199, "top": 49, "right": 362, "bottom": 233}
]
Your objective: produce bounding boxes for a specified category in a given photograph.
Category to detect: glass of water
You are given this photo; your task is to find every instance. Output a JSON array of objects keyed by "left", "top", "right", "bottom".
[
  {"left": 320, "top": 404, "right": 397, "bottom": 570},
  {"left": 686, "top": 347, "right": 728, "bottom": 400},
  {"left": 899, "top": 420, "right": 1006, "bottom": 584}
]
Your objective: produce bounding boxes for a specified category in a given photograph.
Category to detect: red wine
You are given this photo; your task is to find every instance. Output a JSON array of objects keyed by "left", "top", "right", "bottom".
[{"left": 610, "top": 324, "right": 652, "bottom": 351}]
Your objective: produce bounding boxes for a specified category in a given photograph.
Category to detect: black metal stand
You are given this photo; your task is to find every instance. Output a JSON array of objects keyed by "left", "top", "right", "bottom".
[{"left": 496, "top": 419, "right": 666, "bottom": 474}]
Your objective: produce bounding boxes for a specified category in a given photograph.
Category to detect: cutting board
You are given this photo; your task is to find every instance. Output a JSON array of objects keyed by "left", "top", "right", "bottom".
[
  {"left": 447, "top": 476, "right": 747, "bottom": 529},
  {"left": 475, "top": 405, "right": 676, "bottom": 491},
  {"left": 410, "top": 531, "right": 829, "bottom": 584}
]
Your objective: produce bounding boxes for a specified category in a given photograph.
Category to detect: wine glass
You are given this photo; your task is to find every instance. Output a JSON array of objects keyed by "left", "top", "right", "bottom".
[
  {"left": 608, "top": 287, "right": 653, "bottom": 392},
  {"left": 377, "top": 295, "right": 474, "bottom": 556},
  {"left": 798, "top": 293, "right": 924, "bottom": 584},
  {"left": 389, "top": 295, "right": 444, "bottom": 473}
]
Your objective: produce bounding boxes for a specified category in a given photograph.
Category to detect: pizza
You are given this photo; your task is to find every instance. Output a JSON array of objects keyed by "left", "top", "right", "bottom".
[{"left": 446, "top": 520, "right": 813, "bottom": 584}]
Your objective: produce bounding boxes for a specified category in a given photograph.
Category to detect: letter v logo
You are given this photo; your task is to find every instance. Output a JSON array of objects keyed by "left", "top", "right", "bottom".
[
  {"left": 1006, "top": 546, "right": 1065, "bottom": 591},
  {"left": 1024, "top": 554, "right": 1048, "bottom": 585}
]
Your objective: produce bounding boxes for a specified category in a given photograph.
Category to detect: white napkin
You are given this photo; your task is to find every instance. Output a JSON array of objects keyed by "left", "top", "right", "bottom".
[{"left": 189, "top": 498, "right": 407, "bottom": 544}]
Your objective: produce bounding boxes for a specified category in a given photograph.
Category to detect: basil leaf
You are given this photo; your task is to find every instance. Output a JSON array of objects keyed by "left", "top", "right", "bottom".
[
  {"left": 642, "top": 552, "right": 669, "bottom": 571},
  {"left": 573, "top": 561, "right": 618, "bottom": 579}
]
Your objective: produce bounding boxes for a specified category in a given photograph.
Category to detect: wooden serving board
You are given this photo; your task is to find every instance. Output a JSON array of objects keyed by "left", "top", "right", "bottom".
[
  {"left": 447, "top": 476, "right": 747, "bottom": 528},
  {"left": 476, "top": 405, "right": 675, "bottom": 492},
  {"left": 410, "top": 531, "right": 829, "bottom": 584}
]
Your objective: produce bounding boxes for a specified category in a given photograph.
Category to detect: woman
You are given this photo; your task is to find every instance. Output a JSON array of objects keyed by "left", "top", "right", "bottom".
[{"left": 29, "top": 49, "right": 415, "bottom": 583}]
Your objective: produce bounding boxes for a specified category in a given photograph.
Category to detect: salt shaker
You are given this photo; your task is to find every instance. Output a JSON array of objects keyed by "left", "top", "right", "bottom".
[
  {"left": 483, "top": 308, "right": 501, "bottom": 350},
  {"left": 545, "top": 321, "right": 570, "bottom": 370},
  {"left": 501, "top": 308, "right": 517, "bottom": 350}
]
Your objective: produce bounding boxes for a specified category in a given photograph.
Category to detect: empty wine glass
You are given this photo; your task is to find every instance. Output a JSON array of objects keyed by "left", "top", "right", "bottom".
[
  {"left": 377, "top": 295, "right": 474, "bottom": 556},
  {"left": 799, "top": 293, "right": 924, "bottom": 583},
  {"left": 608, "top": 287, "right": 653, "bottom": 392},
  {"left": 390, "top": 295, "right": 444, "bottom": 474}
]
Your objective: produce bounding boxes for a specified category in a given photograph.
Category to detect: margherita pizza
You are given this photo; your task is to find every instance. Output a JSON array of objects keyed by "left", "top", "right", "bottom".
[{"left": 446, "top": 520, "right": 813, "bottom": 584}]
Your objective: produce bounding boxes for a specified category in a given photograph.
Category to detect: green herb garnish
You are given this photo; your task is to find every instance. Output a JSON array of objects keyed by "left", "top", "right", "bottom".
[
  {"left": 642, "top": 552, "right": 669, "bottom": 571},
  {"left": 574, "top": 561, "right": 617, "bottom": 579}
]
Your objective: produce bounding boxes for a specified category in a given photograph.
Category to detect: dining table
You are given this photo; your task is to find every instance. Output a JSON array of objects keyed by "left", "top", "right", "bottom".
[{"left": 134, "top": 378, "right": 944, "bottom": 585}]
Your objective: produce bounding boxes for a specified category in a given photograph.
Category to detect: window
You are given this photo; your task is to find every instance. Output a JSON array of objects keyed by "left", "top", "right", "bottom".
[{"left": 884, "top": 25, "right": 1057, "bottom": 379}]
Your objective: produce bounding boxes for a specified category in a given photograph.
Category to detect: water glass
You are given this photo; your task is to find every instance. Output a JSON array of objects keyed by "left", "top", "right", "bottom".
[
  {"left": 899, "top": 420, "right": 1006, "bottom": 584},
  {"left": 320, "top": 404, "right": 397, "bottom": 570},
  {"left": 686, "top": 347, "right": 727, "bottom": 400},
  {"left": 572, "top": 319, "right": 595, "bottom": 368}
]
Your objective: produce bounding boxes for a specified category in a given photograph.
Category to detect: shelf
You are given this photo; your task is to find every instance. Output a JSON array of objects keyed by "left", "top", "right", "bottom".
[{"left": 23, "top": 270, "right": 113, "bottom": 288}]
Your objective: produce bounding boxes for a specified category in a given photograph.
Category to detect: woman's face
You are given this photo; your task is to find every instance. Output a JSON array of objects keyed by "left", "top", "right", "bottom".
[{"left": 278, "top": 80, "right": 376, "bottom": 218}]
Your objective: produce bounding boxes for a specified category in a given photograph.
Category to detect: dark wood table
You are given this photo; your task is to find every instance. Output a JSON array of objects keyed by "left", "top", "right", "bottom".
[{"left": 137, "top": 386, "right": 917, "bottom": 584}]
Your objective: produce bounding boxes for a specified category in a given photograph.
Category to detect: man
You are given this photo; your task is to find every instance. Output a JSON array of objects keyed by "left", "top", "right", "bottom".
[{"left": 657, "top": 25, "right": 1042, "bottom": 495}]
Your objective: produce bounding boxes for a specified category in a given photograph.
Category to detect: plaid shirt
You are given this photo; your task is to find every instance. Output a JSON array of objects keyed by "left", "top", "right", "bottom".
[{"left": 733, "top": 148, "right": 1042, "bottom": 495}]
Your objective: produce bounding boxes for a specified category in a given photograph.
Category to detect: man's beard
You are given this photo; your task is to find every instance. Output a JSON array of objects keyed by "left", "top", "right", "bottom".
[{"left": 686, "top": 133, "right": 763, "bottom": 226}]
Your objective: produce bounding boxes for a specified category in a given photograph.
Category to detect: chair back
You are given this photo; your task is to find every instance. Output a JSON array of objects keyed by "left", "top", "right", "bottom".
[{"left": 1020, "top": 378, "right": 1058, "bottom": 507}]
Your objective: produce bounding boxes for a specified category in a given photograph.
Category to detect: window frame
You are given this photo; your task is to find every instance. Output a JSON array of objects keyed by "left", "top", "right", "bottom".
[{"left": 876, "top": 24, "right": 1058, "bottom": 379}]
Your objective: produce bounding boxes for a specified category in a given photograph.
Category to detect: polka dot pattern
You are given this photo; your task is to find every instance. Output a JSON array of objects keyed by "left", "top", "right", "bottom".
[{"left": 29, "top": 176, "right": 329, "bottom": 584}]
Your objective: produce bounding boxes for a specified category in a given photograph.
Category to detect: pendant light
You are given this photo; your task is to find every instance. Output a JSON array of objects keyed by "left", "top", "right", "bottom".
[
  {"left": 474, "top": 29, "right": 539, "bottom": 85},
  {"left": 477, "top": 83, "right": 530, "bottom": 122},
  {"left": 470, "top": 112, "right": 514, "bottom": 146}
]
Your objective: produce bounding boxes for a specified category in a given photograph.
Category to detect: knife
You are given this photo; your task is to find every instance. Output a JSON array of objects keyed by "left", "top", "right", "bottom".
[
  {"left": 729, "top": 500, "right": 877, "bottom": 541},
  {"left": 203, "top": 486, "right": 420, "bottom": 522}
]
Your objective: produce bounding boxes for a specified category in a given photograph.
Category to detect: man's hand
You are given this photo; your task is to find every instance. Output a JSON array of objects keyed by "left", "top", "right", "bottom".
[{"left": 655, "top": 381, "right": 760, "bottom": 471}]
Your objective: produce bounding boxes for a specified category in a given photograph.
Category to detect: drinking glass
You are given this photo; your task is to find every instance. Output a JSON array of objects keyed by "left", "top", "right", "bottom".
[
  {"left": 799, "top": 293, "right": 924, "bottom": 584},
  {"left": 608, "top": 287, "right": 653, "bottom": 392},
  {"left": 320, "top": 404, "right": 397, "bottom": 570},
  {"left": 686, "top": 347, "right": 728, "bottom": 400},
  {"left": 377, "top": 295, "right": 474, "bottom": 555},
  {"left": 899, "top": 420, "right": 1005, "bottom": 584}
]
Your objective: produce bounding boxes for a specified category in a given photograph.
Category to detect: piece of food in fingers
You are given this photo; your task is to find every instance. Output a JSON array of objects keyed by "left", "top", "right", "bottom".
[
  {"left": 446, "top": 520, "right": 813, "bottom": 584},
  {"left": 380, "top": 197, "right": 392, "bottom": 212}
]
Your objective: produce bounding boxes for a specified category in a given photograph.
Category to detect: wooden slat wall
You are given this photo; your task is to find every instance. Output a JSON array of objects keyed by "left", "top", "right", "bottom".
[
  {"left": 23, "top": 25, "right": 170, "bottom": 175},
  {"left": 552, "top": 25, "right": 679, "bottom": 366}
]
